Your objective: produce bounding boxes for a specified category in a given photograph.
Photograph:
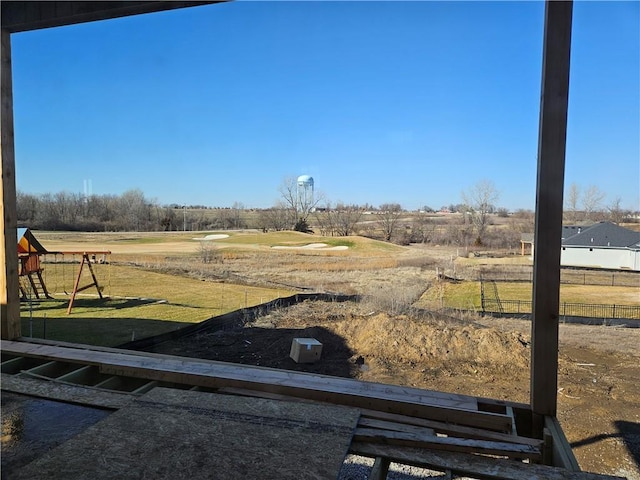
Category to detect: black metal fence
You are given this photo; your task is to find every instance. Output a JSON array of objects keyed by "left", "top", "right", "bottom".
[
  {"left": 482, "top": 299, "right": 640, "bottom": 320},
  {"left": 477, "top": 268, "right": 639, "bottom": 287}
]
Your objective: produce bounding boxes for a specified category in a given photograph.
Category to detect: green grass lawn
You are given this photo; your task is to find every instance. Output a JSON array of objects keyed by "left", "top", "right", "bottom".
[
  {"left": 417, "top": 281, "right": 640, "bottom": 313},
  {"left": 20, "top": 263, "right": 294, "bottom": 347},
  {"left": 213, "top": 231, "right": 404, "bottom": 254}
]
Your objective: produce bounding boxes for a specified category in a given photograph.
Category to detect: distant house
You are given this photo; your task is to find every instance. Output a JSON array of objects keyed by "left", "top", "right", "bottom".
[
  {"left": 520, "top": 233, "right": 534, "bottom": 256},
  {"left": 521, "top": 222, "right": 640, "bottom": 271},
  {"left": 561, "top": 222, "right": 640, "bottom": 271}
]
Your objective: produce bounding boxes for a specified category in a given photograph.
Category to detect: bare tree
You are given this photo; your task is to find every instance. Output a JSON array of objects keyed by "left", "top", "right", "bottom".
[
  {"left": 159, "top": 206, "right": 178, "bottom": 231},
  {"left": 607, "top": 197, "right": 627, "bottom": 225},
  {"left": 582, "top": 185, "right": 606, "bottom": 221},
  {"left": 461, "top": 180, "right": 499, "bottom": 246},
  {"left": 507, "top": 209, "right": 535, "bottom": 235},
  {"left": 565, "top": 182, "right": 580, "bottom": 222},
  {"left": 16, "top": 191, "right": 39, "bottom": 225},
  {"left": 258, "top": 203, "right": 294, "bottom": 232},
  {"left": 378, "top": 203, "right": 403, "bottom": 242},
  {"left": 198, "top": 241, "right": 221, "bottom": 264},
  {"left": 230, "top": 202, "right": 246, "bottom": 229},
  {"left": 278, "top": 176, "right": 323, "bottom": 223},
  {"left": 335, "top": 204, "right": 364, "bottom": 236},
  {"left": 409, "top": 214, "right": 437, "bottom": 244},
  {"left": 317, "top": 203, "right": 364, "bottom": 236},
  {"left": 119, "top": 189, "right": 152, "bottom": 231},
  {"left": 313, "top": 206, "right": 334, "bottom": 236},
  {"left": 17, "top": 189, "right": 166, "bottom": 232}
]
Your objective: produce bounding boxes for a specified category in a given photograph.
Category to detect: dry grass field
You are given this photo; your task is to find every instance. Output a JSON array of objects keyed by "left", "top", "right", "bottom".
[{"left": 18, "top": 230, "right": 640, "bottom": 478}]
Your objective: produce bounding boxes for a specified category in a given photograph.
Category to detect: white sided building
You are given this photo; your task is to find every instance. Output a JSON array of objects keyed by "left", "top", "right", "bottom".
[{"left": 560, "top": 222, "right": 640, "bottom": 271}]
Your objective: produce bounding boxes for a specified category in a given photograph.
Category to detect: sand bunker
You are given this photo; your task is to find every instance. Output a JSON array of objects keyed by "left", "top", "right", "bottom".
[
  {"left": 193, "top": 234, "right": 230, "bottom": 241},
  {"left": 272, "top": 243, "right": 348, "bottom": 251}
]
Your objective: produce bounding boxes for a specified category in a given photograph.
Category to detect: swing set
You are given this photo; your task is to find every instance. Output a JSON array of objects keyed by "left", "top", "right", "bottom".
[
  {"left": 55, "top": 251, "right": 112, "bottom": 314},
  {"left": 17, "top": 229, "right": 112, "bottom": 314}
]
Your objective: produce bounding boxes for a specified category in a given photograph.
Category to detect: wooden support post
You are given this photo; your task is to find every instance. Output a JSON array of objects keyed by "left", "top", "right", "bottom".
[
  {"left": 67, "top": 255, "right": 87, "bottom": 314},
  {"left": 85, "top": 256, "right": 104, "bottom": 300},
  {"left": 66, "top": 253, "right": 104, "bottom": 314},
  {"left": 530, "top": 0, "right": 573, "bottom": 433},
  {"left": 543, "top": 427, "right": 553, "bottom": 465},
  {"left": 369, "top": 457, "right": 390, "bottom": 480},
  {"left": 544, "top": 415, "right": 581, "bottom": 471},
  {"left": 1, "top": 28, "right": 20, "bottom": 339}
]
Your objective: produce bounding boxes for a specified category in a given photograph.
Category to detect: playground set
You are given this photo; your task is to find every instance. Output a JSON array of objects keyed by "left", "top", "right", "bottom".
[{"left": 17, "top": 228, "right": 111, "bottom": 314}]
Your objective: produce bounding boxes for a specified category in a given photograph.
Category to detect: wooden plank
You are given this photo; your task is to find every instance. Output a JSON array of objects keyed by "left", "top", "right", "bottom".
[
  {"left": 10, "top": 388, "right": 360, "bottom": 480},
  {"left": 1, "top": 28, "right": 20, "bottom": 340},
  {"left": 545, "top": 415, "right": 581, "bottom": 471},
  {"left": 101, "top": 364, "right": 509, "bottom": 432},
  {"left": 350, "top": 442, "right": 625, "bottom": 480},
  {"left": 359, "top": 417, "right": 435, "bottom": 437},
  {"left": 506, "top": 406, "right": 518, "bottom": 435},
  {"left": 359, "top": 408, "right": 543, "bottom": 447},
  {"left": 354, "top": 428, "right": 541, "bottom": 461},
  {"left": 20, "top": 336, "right": 495, "bottom": 409},
  {"left": 56, "top": 365, "right": 99, "bottom": 383},
  {"left": 0, "top": 373, "right": 134, "bottom": 409},
  {"left": 218, "top": 386, "right": 541, "bottom": 447},
  {"left": 2, "top": 340, "right": 515, "bottom": 433},
  {"left": 476, "top": 396, "right": 530, "bottom": 412},
  {"left": 530, "top": 0, "right": 573, "bottom": 424},
  {"left": 3, "top": 340, "right": 475, "bottom": 409}
]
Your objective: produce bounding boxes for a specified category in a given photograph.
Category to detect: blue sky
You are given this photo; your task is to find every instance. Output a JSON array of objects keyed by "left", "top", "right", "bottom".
[{"left": 11, "top": 1, "right": 639, "bottom": 211}]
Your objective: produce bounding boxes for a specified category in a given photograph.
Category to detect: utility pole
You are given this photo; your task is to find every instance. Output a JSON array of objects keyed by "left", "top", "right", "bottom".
[{"left": 183, "top": 205, "right": 186, "bottom": 231}]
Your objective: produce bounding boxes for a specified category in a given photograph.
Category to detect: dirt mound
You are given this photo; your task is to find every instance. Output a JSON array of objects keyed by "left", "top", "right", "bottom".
[
  {"left": 262, "top": 302, "right": 531, "bottom": 388},
  {"left": 333, "top": 313, "right": 529, "bottom": 368}
]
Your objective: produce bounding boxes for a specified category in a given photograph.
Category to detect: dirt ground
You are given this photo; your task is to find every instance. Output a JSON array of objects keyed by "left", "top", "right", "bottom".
[{"left": 151, "top": 300, "right": 640, "bottom": 479}]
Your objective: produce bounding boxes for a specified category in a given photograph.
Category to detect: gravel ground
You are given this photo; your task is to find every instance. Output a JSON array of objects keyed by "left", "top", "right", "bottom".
[{"left": 339, "top": 455, "right": 451, "bottom": 479}]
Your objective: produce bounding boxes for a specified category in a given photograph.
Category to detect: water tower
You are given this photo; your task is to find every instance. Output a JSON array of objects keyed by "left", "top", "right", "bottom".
[{"left": 296, "top": 175, "right": 314, "bottom": 213}]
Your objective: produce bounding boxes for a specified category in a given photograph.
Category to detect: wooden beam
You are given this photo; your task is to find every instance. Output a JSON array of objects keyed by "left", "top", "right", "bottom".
[
  {"left": 0, "top": 373, "right": 134, "bottom": 409},
  {"left": 1, "top": 28, "right": 20, "bottom": 340},
  {"left": 217, "top": 387, "right": 543, "bottom": 448},
  {"left": 358, "top": 417, "right": 435, "bottom": 437},
  {"left": 354, "top": 428, "right": 541, "bottom": 461},
  {"left": 544, "top": 415, "right": 581, "bottom": 471},
  {"left": 350, "top": 442, "right": 624, "bottom": 480},
  {"left": 2, "top": 340, "right": 514, "bottom": 432},
  {"left": 1, "top": 1, "right": 223, "bottom": 33},
  {"left": 530, "top": 0, "right": 573, "bottom": 425},
  {"left": 359, "top": 409, "right": 542, "bottom": 447}
]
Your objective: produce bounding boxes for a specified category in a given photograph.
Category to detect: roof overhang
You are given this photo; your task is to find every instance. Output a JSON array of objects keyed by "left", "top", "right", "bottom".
[{"left": 1, "top": 1, "right": 223, "bottom": 33}]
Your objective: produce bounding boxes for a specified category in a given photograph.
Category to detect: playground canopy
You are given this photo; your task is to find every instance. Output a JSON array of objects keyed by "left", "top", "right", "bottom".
[{"left": 17, "top": 228, "right": 48, "bottom": 255}]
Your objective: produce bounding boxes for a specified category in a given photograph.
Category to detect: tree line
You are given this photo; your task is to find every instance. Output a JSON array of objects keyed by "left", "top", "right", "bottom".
[
  {"left": 17, "top": 189, "right": 177, "bottom": 232},
  {"left": 16, "top": 179, "right": 636, "bottom": 248}
]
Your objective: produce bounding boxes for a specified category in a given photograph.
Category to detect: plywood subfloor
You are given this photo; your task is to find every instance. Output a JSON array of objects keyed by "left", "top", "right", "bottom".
[
  {"left": 1, "top": 392, "right": 111, "bottom": 474},
  {"left": 10, "top": 387, "right": 360, "bottom": 480}
]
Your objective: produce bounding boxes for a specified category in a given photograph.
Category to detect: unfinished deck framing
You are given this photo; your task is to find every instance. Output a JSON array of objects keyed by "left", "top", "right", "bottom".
[{"left": 1, "top": 339, "right": 622, "bottom": 480}]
